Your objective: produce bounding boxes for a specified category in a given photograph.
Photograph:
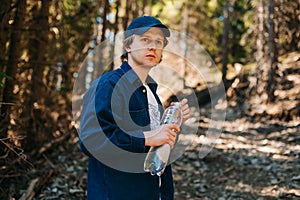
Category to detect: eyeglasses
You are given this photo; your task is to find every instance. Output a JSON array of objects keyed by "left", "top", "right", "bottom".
[{"left": 139, "top": 37, "right": 165, "bottom": 48}]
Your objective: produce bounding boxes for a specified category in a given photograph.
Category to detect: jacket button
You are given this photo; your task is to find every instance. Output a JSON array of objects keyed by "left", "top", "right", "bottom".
[{"left": 142, "top": 89, "right": 146, "bottom": 93}]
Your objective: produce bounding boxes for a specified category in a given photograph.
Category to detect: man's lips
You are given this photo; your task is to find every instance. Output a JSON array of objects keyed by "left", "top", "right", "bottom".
[{"left": 146, "top": 54, "right": 156, "bottom": 58}]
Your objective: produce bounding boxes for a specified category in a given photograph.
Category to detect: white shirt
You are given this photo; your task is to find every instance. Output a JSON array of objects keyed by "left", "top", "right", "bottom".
[{"left": 144, "top": 84, "right": 160, "bottom": 130}]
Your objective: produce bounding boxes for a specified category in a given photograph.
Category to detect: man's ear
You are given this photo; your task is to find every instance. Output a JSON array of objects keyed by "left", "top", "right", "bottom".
[{"left": 125, "top": 46, "right": 131, "bottom": 53}]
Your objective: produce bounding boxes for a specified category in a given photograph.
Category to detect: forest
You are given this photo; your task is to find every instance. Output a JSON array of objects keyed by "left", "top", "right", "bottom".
[{"left": 0, "top": 0, "right": 299, "bottom": 199}]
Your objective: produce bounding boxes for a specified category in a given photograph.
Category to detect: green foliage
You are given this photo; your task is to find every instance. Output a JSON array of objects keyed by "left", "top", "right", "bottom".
[
  {"left": 205, "top": 0, "right": 254, "bottom": 64},
  {"left": 154, "top": 0, "right": 255, "bottom": 64},
  {"left": 0, "top": 73, "right": 11, "bottom": 87}
]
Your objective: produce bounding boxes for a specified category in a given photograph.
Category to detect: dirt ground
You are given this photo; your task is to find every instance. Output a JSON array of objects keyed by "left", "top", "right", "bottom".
[{"left": 172, "top": 110, "right": 300, "bottom": 200}]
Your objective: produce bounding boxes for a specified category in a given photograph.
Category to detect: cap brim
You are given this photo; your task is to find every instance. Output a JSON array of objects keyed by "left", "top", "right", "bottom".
[{"left": 125, "top": 24, "right": 170, "bottom": 38}]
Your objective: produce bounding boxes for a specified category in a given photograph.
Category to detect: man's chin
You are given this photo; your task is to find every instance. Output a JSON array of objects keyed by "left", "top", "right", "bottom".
[{"left": 142, "top": 62, "right": 158, "bottom": 68}]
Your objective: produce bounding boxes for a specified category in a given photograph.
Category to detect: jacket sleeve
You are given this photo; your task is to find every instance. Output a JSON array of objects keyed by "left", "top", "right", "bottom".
[
  {"left": 160, "top": 165, "right": 174, "bottom": 200},
  {"left": 79, "top": 76, "right": 146, "bottom": 157}
]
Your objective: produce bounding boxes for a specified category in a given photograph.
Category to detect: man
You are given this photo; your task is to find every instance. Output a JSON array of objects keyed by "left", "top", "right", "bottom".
[{"left": 79, "top": 16, "right": 190, "bottom": 200}]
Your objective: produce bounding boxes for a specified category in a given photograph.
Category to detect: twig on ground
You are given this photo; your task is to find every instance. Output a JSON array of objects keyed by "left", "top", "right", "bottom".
[
  {"left": 19, "top": 169, "right": 55, "bottom": 200},
  {"left": 37, "top": 131, "right": 72, "bottom": 156}
]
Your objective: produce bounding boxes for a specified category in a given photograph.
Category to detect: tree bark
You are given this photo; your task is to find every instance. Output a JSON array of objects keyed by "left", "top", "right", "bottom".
[
  {"left": 142, "top": 0, "right": 152, "bottom": 16},
  {"left": 255, "top": 0, "right": 269, "bottom": 104},
  {"left": 123, "top": 0, "right": 131, "bottom": 31},
  {"left": 1, "top": 0, "right": 26, "bottom": 136},
  {"left": 0, "top": 0, "right": 12, "bottom": 74},
  {"left": 221, "top": 1, "right": 231, "bottom": 83},
  {"left": 108, "top": 0, "right": 121, "bottom": 71},
  {"left": 22, "top": 0, "right": 50, "bottom": 149},
  {"left": 30, "top": 0, "right": 49, "bottom": 105},
  {"left": 255, "top": 0, "right": 265, "bottom": 89},
  {"left": 181, "top": 3, "right": 189, "bottom": 88},
  {"left": 100, "top": 0, "right": 109, "bottom": 43},
  {"left": 267, "top": 0, "right": 278, "bottom": 103}
]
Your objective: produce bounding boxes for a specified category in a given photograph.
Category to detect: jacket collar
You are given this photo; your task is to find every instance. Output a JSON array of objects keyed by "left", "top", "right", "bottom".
[{"left": 120, "top": 62, "right": 158, "bottom": 91}]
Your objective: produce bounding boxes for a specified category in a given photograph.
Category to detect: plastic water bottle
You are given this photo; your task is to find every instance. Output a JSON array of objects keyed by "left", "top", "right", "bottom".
[{"left": 144, "top": 102, "right": 182, "bottom": 176}]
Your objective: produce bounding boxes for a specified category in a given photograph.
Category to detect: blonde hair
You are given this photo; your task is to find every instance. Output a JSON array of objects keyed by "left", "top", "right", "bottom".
[{"left": 120, "top": 35, "right": 135, "bottom": 62}]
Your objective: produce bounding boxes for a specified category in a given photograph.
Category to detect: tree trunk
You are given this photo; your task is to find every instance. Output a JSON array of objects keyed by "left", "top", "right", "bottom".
[
  {"left": 221, "top": 1, "right": 231, "bottom": 83},
  {"left": 1, "top": 0, "right": 26, "bottom": 137},
  {"left": 123, "top": 0, "right": 131, "bottom": 31},
  {"left": 100, "top": 0, "right": 109, "bottom": 43},
  {"left": 22, "top": 0, "right": 50, "bottom": 150},
  {"left": 108, "top": 0, "right": 121, "bottom": 71},
  {"left": 255, "top": 0, "right": 269, "bottom": 104},
  {"left": 181, "top": 3, "right": 189, "bottom": 88},
  {"left": 132, "top": 0, "right": 139, "bottom": 18},
  {"left": 253, "top": 0, "right": 279, "bottom": 113},
  {"left": 267, "top": 0, "right": 278, "bottom": 103},
  {"left": 30, "top": 0, "right": 49, "bottom": 104},
  {"left": 255, "top": 0, "right": 265, "bottom": 90},
  {"left": 142, "top": 0, "right": 152, "bottom": 16},
  {"left": 0, "top": 0, "right": 12, "bottom": 74}
]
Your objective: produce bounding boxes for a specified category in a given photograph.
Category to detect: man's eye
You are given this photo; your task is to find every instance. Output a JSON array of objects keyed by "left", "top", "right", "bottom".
[
  {"left": 142, "top": 38, "right": 149, "bottom": 42},
  {"left": 156, "top": 40, "right": 163, "bottom": 46}
]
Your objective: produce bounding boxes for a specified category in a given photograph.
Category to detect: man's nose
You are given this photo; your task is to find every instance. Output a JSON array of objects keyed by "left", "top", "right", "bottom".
[{"left": 148, "top": 41, "right": 156, "bottom": 49}]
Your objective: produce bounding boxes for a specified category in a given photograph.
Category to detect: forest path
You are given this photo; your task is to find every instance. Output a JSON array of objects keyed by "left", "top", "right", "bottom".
[{"left": 173, "top": 112, "right": 300, "bottom": 200}]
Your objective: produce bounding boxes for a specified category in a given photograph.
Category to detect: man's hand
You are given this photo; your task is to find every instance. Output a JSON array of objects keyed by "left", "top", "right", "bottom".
[
  {"left": 144, "top": 124, "right": 180, "bottom": 149},
  {"left": 180, "top": 98, "right": 190, "bottom": 124}
]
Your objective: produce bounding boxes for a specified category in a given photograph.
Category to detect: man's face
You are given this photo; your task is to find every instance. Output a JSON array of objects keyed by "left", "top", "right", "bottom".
[{"left": 127, "top": 27, "right": 165, "bottom": 68}]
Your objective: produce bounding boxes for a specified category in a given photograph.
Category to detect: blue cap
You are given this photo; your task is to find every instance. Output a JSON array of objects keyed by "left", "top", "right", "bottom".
[{"left": 125, "top": 16, "right": 170, "bottom": 39}]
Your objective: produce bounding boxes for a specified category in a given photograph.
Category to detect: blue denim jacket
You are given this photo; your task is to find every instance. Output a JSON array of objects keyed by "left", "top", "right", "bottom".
[{"left": 79, "top": 62, "right": 174, "bottom": 200}]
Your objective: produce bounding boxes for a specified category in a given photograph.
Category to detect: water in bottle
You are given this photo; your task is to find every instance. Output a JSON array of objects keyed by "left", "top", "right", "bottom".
[{"left": 144, "top": 102, "right": 182, "bottom": 176}]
